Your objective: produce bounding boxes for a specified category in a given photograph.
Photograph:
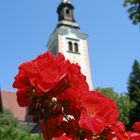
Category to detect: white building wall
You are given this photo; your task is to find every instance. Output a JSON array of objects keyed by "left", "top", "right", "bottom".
[{"left": 58, "top": 33, "right": 93, "bottom": 90}]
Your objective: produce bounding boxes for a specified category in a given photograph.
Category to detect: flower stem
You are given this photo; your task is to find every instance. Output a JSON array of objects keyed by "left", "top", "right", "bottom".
[{"left": 44, "top": 117, "right": 51, "bottom": 140}]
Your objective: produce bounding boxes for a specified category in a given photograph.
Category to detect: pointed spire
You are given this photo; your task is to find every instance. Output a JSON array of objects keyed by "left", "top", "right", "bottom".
[{"left": 62, "top": 0, "right": 71, "bottom": 4}]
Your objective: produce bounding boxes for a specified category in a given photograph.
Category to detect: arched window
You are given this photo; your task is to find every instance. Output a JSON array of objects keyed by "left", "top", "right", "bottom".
[
  {"left": 74, "top": 43, "right": 79, "bottom": 53},
  {"left": 68, "top": 41, "right": 73, "bottom": 52},
  {"left": 66, "top": 9, "right": 70, "bottom": 17}
]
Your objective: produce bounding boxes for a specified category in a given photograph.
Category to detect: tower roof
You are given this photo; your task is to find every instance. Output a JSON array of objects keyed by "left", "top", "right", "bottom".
[{"left": 57, "top": 0, "right": 80, "bottom": 30}]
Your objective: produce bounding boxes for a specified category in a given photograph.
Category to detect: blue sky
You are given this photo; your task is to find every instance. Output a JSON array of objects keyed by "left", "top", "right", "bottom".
[{"left": 0, "top": 0, "right": 139, "bottom": 93}]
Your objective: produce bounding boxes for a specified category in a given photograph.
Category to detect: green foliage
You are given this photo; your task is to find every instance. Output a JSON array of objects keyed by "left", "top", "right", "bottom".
[
  {"left": 124, "top": 0, "right": 140, "bottom": 25},
  {"left": 127, "top": 60, "right": 140, "bottom": 128},
  {"left": 128, "top": 60, "right": 140, "bottom": 101},
  {"left": 117, "top": 95, "right": 136, "bottom": 128},
  {"left": 96, "top": 87, "right": 119, "bottom": 101},
  {"left": 0, "top": 126, "right": 43, "bottom": 140},
  {"left": 0, "top": 110, "right": 43, "bottom": 140},
  {"left": 95, "top": 87, "right": 135, "bottom": 127},
  {"left": 0, "top": 110, "right": 19, "bottom": 127}
]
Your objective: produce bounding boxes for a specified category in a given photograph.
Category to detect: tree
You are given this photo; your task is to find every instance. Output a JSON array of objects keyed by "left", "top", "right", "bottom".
[
  {"left": 0, "top": 110, "right": 43, "bottom": 140},
  {"left": 0, "top": 110, "right": 19, "bottom": 126},
  {"left": 127, "top": 60, "right": 140, "bottom": 128},
  {"left": 95, "top": 87, "right": 119, "bottom": 102},
  {"left": 117, "top": 95, "right": 136, "bottom": 129},
  {"left": 96, "top": 87, "right": 135, "bottom": 127},
  {"left": 0, "top": 125, "right": 43, "bottom": 140},
  {"left": 124, "top": 0, "right": 140, "bottom": 25}
]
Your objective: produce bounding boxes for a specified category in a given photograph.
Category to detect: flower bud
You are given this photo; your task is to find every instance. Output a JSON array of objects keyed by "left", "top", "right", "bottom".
[
  {"left": 53, "top": 104, "right": 63, "bottom": 114},
  {"left": 52, "top": 97, "right": 57, "bottom": 103}
]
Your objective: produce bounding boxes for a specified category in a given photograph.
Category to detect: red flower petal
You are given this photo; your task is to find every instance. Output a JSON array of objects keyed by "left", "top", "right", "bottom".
[
  {"left": 132, "top": 122, "right": 140, "bottom": 133},
  {"left": 16, "top": 89, "right": 31, "bottom": 107}
]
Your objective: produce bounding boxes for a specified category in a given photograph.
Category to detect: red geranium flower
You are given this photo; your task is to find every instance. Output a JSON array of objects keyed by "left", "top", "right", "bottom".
[
  {"left": 57, "top": 88, "right": 84, "bottom": 120},
  {"left": 132, "top": 122, "right": 140, "bottom": 133},
  {"left": 16, "top": 88, "right": 32, "bottom": 107},
  {"left": 127, "top": 131, "right": 140, "bottom": 140},
  {"left": 13, "top": 51, "right": 88, "bottom": 121},
  {"left": 54, "top": 134, "right": 71, "bottom": 140},
  {"left": 79, "top": 91, "right": 119, "bottom": 135},
  {"left": 41, "top": 115, "right": 63, "bottom": 140},
  {"left": 108, "top": 121, "right": 129, "bottom": 140},
  {"left": 14, "top": 51, "right": 127, "bottom": 140},
  {"left": 126, "top": 122, "right": 140, "bottom": 140},
  {"left": 60, "top": 119, "right": 81, "bottom": 139}
]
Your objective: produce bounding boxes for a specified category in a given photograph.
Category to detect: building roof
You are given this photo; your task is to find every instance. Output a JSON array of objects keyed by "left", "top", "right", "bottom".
[{"left": 1, "top": 90, "right": 27, "bottom": 122}]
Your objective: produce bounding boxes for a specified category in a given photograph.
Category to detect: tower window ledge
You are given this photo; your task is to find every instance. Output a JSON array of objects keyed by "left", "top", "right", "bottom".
[{"left": 67, "top": 51, "right": 80, "bottom": 55}]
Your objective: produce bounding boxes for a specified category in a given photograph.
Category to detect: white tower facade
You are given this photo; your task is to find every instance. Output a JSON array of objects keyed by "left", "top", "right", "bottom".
[{"left": 47, "top": 1, "right": 93, "bottom": 90}]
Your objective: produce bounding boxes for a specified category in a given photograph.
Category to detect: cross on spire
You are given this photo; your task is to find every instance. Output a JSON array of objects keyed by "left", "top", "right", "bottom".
[{"left": 62, "top": 0, "right": 71, "bottom": 3}]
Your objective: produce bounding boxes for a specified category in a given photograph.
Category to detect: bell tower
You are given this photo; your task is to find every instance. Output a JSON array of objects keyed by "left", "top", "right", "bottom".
[
  {"left": 57, "top": 0, "right": 80, "bottom": 30},
  {"left": 57, "top": 0, "right": 75, "bottom": 22},
  {"left": 47, "top": 0, "right": 93, "bottom": 90}
]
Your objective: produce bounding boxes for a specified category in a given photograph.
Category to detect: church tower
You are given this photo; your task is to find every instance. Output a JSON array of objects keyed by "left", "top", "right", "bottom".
[{"left": 47, "top": 0, "right": 93, "bottom": 90}]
